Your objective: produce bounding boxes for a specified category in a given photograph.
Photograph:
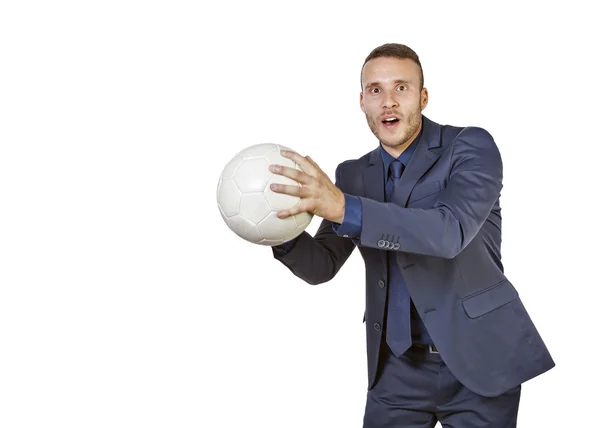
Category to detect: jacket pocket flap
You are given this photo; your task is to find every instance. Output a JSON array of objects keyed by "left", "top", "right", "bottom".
[{"left": 462, "top": 280, "right": 518, "bottom": 319}]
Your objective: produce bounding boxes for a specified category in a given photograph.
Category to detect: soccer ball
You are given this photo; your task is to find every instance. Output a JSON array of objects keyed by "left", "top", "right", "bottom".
[{"left": 216, "top": 143, "right": 313, "bottom": 246}]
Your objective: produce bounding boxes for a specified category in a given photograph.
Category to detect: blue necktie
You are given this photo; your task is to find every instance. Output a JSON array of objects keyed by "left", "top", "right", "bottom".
[{"left": 385, "top": 160, "right": 412, "bottom": 357}]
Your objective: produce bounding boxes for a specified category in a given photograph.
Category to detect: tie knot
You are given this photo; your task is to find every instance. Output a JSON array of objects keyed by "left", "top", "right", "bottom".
[{"left": 390, "top": 160, "right": 404, "bottom": 179}]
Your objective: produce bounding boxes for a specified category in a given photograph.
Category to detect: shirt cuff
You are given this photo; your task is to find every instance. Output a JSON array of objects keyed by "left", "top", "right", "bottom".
[{"left": 332, "top": 194, "right": 362, "bottom": 238}]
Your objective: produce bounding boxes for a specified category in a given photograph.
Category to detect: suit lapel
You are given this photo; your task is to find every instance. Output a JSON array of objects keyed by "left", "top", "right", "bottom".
[
  {"left": 393, "top": 116, "right": 442, "bottom": 207},
  {"left": 356, "top": 116, "right": 442, "bottom": 265},
  {"left": 361, "top": 147, "right": 386, "bottom": 265},
  {"left": 362, "top": 147, "right": 385, "bottom": 203}
]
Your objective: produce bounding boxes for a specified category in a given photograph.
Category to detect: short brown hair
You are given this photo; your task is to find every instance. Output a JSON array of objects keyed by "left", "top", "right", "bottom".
[{"left": 361, "top": 43, "right": 424, "bottom": 90}]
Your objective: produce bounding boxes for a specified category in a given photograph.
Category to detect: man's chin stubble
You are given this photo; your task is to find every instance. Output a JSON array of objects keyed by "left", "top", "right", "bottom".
[{"left": 381, "top": 136, "right": 410, "bottom": 148}]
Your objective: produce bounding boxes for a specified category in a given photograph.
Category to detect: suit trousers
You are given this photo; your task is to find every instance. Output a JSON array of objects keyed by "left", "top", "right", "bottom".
[{"left": 363, "top": 342, "right": 521, "bottom": 428}]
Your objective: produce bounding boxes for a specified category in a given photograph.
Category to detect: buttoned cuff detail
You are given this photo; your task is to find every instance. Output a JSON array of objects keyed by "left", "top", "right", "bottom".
[{"left": 377, "top": 239, "right": 401, "bottom": 250}]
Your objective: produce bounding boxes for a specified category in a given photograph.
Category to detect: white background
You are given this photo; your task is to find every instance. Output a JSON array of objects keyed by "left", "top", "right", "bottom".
[{"left": 1, "top": 1, "right": 598, "bottom": 427}]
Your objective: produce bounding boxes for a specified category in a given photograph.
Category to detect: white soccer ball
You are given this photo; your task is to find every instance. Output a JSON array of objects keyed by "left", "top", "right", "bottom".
[{"left": 216, "top": 143, "right": 313, "bottom": 246}]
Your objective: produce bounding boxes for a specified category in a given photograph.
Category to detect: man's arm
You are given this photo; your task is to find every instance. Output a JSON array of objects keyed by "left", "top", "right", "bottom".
[
  {"left": 272, "top": 128, "right": 502, "bottom": 259},
  {"left": 358, "top": 127, "right": 502, "bottom": 259},
  {"left": 271, "top": 165, "right": 356, "bottom": 285},
  {"left": 272, "top": 127, "right": 502, "bottom": 260}
]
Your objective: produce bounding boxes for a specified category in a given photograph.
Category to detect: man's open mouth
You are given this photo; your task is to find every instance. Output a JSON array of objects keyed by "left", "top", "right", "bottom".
[{"left": 381, "top": 117, "right": 400, "bottom": 128}]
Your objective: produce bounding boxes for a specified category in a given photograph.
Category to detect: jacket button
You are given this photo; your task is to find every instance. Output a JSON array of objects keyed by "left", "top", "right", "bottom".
[
  {"left": 378, "top": 280, "right": 385, "bottom": 288},
  {"left": 377, "top": 240, "right": 385, "bottom": 248},
  {"left": 374, "top": 323, "right": 381, "bottom": 331}
]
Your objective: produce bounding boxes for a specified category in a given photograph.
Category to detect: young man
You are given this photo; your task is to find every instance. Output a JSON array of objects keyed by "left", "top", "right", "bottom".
[{"left": 269, "top": 43, "right": 554, "bottom": 427}]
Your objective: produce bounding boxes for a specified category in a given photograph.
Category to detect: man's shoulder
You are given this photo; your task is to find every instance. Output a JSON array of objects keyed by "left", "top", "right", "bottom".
[
  {"left": 332, "top": 149, "right": 376, "bottom": 186},
  {"left": 434, "top": 120, "right": 494, "bottom": 146},
  {"left": 337, "top": 148, "right": 377, "bottom": 171},
  {"left": 425, "top": 115, "right": 496, "bottom": 146}
]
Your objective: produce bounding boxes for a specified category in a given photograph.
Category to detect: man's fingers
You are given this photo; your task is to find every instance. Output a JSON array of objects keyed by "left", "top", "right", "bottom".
[
  {"left": 280, "top": 150, "right": 318, "bottom": 176},
  {"left": 306, "top": 156, "right": 328, "bottom": 177},
  {"left": 269, "top": 183, "right": 309, "bottom": 197},
  {"left": 305, "top": 155, "right": 322, "bottom": 172},
  {"left": 277, "top": 209, "right": 298, "bottom": 218},
  {"left": 276, "top": 204, "right": 305, "bottom": 219},
  {"left": 269, "top": 164, "right": 310, "bottom": 184}
]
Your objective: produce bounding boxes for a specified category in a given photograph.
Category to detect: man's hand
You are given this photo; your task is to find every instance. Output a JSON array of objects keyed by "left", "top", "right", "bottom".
[{"left": 269, "top": 150, "right": 345, "bottom": 224}]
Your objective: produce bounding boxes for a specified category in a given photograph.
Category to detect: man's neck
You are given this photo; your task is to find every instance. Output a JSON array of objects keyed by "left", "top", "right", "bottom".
[{"left": 381, "top": 122, "right": 422, "bottom": 159}]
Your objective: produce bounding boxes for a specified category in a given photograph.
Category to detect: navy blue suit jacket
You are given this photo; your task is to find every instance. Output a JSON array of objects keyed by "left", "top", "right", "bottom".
[{"left": 273, "top": 115, "right": 554, "bottom": 397}]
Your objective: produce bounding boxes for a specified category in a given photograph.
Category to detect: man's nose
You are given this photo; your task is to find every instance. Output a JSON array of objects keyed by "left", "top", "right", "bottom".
[{"left": 382, "top": 91, "right": 399, "bottom": 109}]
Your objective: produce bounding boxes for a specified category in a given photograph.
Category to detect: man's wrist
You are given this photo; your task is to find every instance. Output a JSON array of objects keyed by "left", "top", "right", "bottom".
[{"left": 332, "top": 193, "right": 346, "bottom": 224}]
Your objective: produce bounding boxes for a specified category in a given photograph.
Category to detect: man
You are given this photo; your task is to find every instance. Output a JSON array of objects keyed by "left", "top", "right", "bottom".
[{"left": 268, "top": 43, "right": 554, "bottom": 427}]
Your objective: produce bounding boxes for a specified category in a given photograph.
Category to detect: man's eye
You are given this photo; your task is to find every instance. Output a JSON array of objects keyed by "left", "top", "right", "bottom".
[
  {"left": 396, "top": 85, "right": 407, "bottom": 92},
  {"left": 370, "top": 88, "right": 380, "bottom": 94}
]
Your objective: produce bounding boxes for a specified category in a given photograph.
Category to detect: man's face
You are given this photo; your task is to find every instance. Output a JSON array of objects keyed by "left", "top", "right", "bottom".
[{"left": 360, "top": 57, "right": 428, "bottom": 150}]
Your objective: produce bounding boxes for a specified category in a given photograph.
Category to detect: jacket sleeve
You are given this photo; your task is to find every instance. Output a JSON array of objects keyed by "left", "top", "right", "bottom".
[
  {"left": 358, "top": 127, "right": 503, "bottom": 259},
  {"left": 271, "top": 164, "right": 356, "bottom": 285}
]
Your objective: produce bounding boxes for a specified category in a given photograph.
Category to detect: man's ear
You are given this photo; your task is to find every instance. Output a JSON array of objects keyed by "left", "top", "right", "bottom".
[{"left": 420, "top": 88, "right": 429, "bottom": 111}]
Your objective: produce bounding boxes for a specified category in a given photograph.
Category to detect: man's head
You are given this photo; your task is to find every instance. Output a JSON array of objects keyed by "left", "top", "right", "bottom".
[{"left": 360, "top": 43, "right": 428, "bottom": 153}]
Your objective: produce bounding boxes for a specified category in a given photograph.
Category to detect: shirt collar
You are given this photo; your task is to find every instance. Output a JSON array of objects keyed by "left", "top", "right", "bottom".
[{"left": 380, "top": 124, "right": 423, "bottom": 174}]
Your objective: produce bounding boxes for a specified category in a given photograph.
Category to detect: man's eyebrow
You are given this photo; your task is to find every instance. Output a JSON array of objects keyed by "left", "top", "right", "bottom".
[{"left": 365, "top": 79, "right": 412, "bottom": 87}]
